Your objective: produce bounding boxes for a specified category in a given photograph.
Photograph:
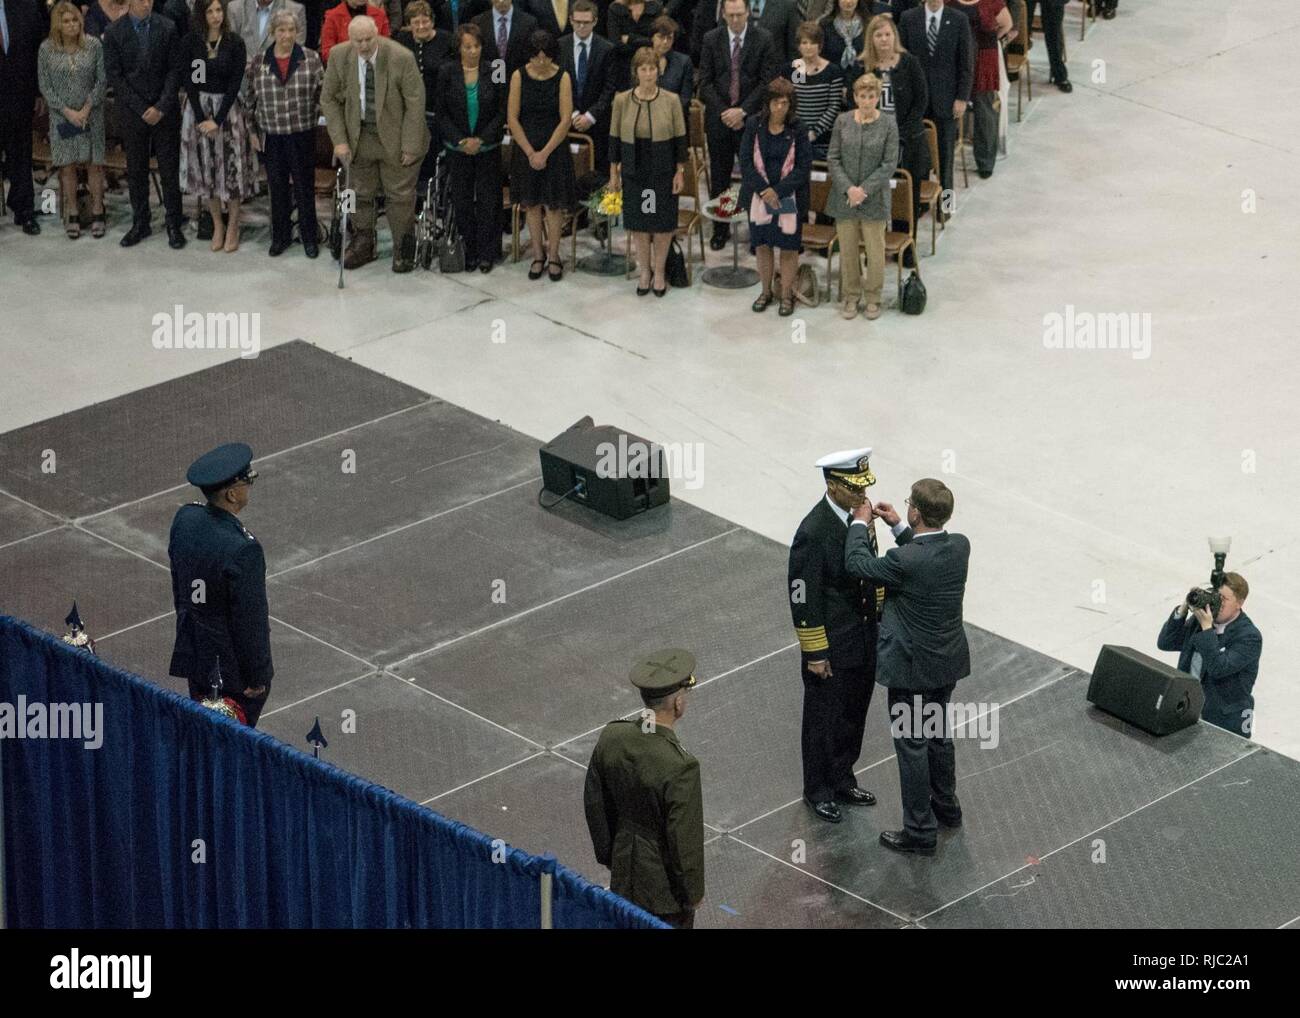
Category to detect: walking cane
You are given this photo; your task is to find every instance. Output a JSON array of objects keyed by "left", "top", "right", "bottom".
[{"left": 336, "top": 157, "right": 352, "bottom": 290}]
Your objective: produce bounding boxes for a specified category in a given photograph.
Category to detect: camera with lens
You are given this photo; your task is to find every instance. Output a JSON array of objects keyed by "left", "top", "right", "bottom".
[{"left": 1186, "top": 537, "right": 1232, "bottom": 616}]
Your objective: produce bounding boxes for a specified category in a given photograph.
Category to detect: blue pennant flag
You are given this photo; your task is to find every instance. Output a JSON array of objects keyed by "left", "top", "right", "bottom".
[{"left": 306, "top": 717, "right": 328, "bottom": 754}]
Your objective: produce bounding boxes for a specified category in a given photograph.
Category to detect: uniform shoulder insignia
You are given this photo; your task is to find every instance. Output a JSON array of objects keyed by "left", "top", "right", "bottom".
[
  {"left": 240, "top": 525, "right": 256, "bottom": 541},
  {"left": 186, "top": 501, "right": 205, "bottom": 507}
]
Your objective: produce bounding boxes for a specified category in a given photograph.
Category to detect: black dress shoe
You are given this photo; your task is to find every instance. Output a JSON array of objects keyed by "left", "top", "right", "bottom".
[
  {"left": 392, "top": 256, "right": 414, "bottom": 273},
  {"left": 269, "top": 239, "right": 290, "bottom": 257},
  {"left": 120, "top": 223, "right": 151, "bottom": 247},
  {"left": 21, "top": 219, "right": 41, "bottom": 236},
  {"left": 464, "top": 259, "right": 479, "bottom": 272},
  {"left": 479, "top": 260, "right": 494, "bottom": 274},
  {"left": 835, "top": 787, "right": 877, "bottom": 807},
  {"left": 166, "top": 222, "right": 187, "bottom": 249},
  {"left": 709, "top": 222, "right": 729, "bottom": 250},
  {"left": 806, "top": 798, "right": 842, "bottom": 824},
  {"left": 977, "top": 169, "right": 993, "bottom": 179},
  {"left": 303, "top": 239, "right": 320, "bottom": 259},
  {"left": 880, "top": 830, "right": 936, "bottom": 856},
  {"left": 1056, "top": 79, "right": 1073, "bottom": 93}
]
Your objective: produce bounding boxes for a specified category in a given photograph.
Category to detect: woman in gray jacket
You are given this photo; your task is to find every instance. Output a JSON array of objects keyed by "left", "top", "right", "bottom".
[{"left": 827, "top": 71, "right": 897, "bottom": 321}]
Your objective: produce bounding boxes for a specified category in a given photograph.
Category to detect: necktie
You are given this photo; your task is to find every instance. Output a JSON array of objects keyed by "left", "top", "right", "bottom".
[
  {"left": 363, "top": 60, "right": 376, "bottom": 125},
  {"left": 751, "top": 0, "right": 764, "bottom": 17},
  {"left": 729, "top": 36, "right": 741, "bottom": 106},
  {"left": 497, "top": 16, "right": 508, "bottom": 58},
  {"left": 554, "top": 0, "right": 568, "bottom": 29},
  {"left": 865, "top": 521, "right": 885, "bottom": 616},
  {"left": 450, "top": 0, "right": 459, "bottom": 28},
  {"left": 927, "top": 14, "right": 939, "bottom": 56},
  {"left": 577, "top": 40, "right": 588, "bottom": 98},
  {"left": 0, "top": 0, "right": 9, "bottom": 56}
]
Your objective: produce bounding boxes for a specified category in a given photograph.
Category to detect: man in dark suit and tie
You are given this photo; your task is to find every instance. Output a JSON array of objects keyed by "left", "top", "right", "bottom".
[
  {"left": 899, "top": 0, "right": 971, "bottom": 208},
  {"left": 526, "top": 0, "right": 566, "bottom": 37},
  {"left": 473, "top": 0, "right": 537, "bottom": 77},
  {"left": 691, "top": 0, "right": 799, "bottom": 66},
  {"left": 0, "top": 0, "right": 45, "bottom": 235},
  {"left": 698, "top": 0, "right": 778, "bottom": 249},
  {"left": 1157, "top": 572, "right": 1262, "bottom": 739},
  {"left": 559, "top": 0, "right": 614, "bottom": 172},
  {"left": 104, "top": 0, "right": 187, "bottom": 248},
  {"left": 787, "top": 449, "right": 882, "bottom": 825},
  {"left": 845, "top": 478, "right": 970, "bottom": 856}
]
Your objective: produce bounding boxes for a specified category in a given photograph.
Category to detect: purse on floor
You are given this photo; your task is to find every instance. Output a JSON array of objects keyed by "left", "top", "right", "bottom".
[
  {"left": 900, "top": 270, "right": 927, "bottom": 315},
  {"left": 666, "top": 238, "right": 689, "bottom": 288}
]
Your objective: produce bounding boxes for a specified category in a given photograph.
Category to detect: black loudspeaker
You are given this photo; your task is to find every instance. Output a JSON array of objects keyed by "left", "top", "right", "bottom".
[
  {"left": 1086, "top": 645, "right": 1204, "bottom": 736},
  {"left": 539, "top": 417, "right": 671, "bottom": 521}
]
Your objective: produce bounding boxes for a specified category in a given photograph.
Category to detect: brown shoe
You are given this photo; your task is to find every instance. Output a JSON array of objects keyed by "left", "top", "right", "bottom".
[
  {"left": 343, "top": 229, "right": 376, "bottom": 269},
  {"left": 839, "top": 299, "right": 857, "bottom": 320},
  {"left": 864, "top": 303, "right": 882, "bottom": 320}
]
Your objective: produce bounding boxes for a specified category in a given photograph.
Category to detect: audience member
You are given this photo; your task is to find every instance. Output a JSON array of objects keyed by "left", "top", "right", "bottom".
[
  {"left": 559, "top": 0, "right": 614, "bottom": 172},
  {"left": 1024, "top": 0, "right": 1068, "bottom": 91},
  {"left": 650, "top": 14, "right": 690, "bottom": 114},
  {"left": 83, "top": 0, "right": 131, "bottom": 37},
  {"left": 947, "top": 0, "right": 1007, "bottom": 179},
  {"left": 39, "top": 1, "right": 108, "bottom": 239},
  {"left": 785, "top": 19, "right": 842, "bottom": 159},
  {"left": 819, "top": 0, "right": 867, "bottom": 68},
  {"left": 0, "top": 0, "right": 44, "bottom": 235},
  {"left": 395, "top": 0, "right": 452, "bottom": 202},
  {"left": 228, "top": 0, "right": 307, "bottom": 56},
  {"left": 898, "top": 0, "right": 970, "bottom": 204},
  {"left": 473, "top": 0, "right": 535, "bottom": 75},
  {"left": 321, "top": 0, "right": 391, "bottom": 64}
]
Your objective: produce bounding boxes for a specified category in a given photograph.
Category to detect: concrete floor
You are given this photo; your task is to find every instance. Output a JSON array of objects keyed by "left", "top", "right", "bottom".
[{"left": 3, "top": 4, "right": 1299, "bottom": 756}]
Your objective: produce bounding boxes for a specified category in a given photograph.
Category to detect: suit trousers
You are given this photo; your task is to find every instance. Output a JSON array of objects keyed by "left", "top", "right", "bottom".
[
  {"left": 887, "top": 683, "right": 960, "bottom": 844},
  {"left": 447, "top": 146, "right": 503, "bottom": 265},
  {"left": 970, "top": 91, "right": 998, "bottom": 174},
  {"left": 187, "top": 675, "right": 271, "bottom": 728},
  {"left": 121, "top": 112, "right": 183, "bottom": 225},
  {"left": 263, "top": 129, "right": 319, "bottom": 245},
  {"left": 930, "top": 110, "right": 958, "bottom": 198},
  {"left": 836, "top": 218, "right": 885, "bottom": 304},
  {"left": 0, "top": 101, "right": 36, "bottom": 221},
  {"left": 704, "top": 114, "right": 742, "bottom": 201},
  {"left": 800, "top": 648, "right": 876, "bottom": 802},
  {"left": 1026, "top": 0, "right": 1068, "bottom": 82},
  {"left": 351, "top": 125, "right": 420, "bottom": 247}
]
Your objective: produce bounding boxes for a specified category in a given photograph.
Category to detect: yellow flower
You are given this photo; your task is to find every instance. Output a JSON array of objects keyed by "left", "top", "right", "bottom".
[{"left": 598, "top": 190, "right": 622, "bottom": 216}]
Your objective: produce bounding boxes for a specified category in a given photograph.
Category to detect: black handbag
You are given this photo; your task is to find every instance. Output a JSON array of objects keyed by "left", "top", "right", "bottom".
[
  {"left": 56, "top": 120, "right": 88, "bottom": 140},
  {"left": 665, "top": 238, "right": 688, "bottom": 288},
  {"left": 900, "top": 270, "right": 927, "bottom": 315}
]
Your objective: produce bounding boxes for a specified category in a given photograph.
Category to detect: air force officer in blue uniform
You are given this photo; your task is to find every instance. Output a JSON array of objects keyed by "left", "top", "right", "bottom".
[{"left": 168, "top": 443, "right": 274, "bottom": 727}]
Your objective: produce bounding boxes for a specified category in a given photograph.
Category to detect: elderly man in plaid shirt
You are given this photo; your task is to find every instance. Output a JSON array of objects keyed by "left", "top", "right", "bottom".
[{"left": 246, "top": 10, "right": 325, "bottom": 257}]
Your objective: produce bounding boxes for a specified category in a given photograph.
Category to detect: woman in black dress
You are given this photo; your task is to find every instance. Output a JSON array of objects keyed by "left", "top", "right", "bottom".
[
  {"left": 437, "top": 23, "right": 505, "bottom": 272},
  {"left": 650, "top": 15, "right": 691, "bottom": 117},
  {"left": 739, "top": 77, "right": 812, "bottom": 316},
  {"left": 606, "top": 0, "right": 663, "bottom": 92},
  {"left": 608, "top": 46, "right": 687, "bottom": 297},
  {"left": 819, "top": 0, "right": 870, "bottom": 68},
  {"left": 507, "top": 29, "right": 576, "bottom": 281}
]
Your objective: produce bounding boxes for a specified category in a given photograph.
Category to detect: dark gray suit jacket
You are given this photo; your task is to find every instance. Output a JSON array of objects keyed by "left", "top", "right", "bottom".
[{"left": 844, "top": 524, "right": 970, "bottom": 690}]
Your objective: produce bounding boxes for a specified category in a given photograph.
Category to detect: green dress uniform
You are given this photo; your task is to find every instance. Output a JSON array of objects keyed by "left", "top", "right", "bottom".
[{"left": 583, "top": 650, "right": 705, "bottom": 928}]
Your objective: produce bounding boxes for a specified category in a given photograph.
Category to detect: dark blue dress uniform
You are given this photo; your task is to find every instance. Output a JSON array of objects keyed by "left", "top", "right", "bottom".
[
  {"left": 168, "top": 444, "right": 273, "bottom": 727},
  {"left": 787, "top": 449, "right": 882, "bottom": 818}
]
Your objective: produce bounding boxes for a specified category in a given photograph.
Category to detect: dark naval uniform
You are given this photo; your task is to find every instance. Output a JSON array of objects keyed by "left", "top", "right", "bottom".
[
  {"left": 788, "top": 454, "right": 883, "bottom": 810},
  {"left": 584, "top": 650, "right": 705, "bottom": 928},
  {"left": 168, "top": 444, "right": 273, "bottom": 727}
]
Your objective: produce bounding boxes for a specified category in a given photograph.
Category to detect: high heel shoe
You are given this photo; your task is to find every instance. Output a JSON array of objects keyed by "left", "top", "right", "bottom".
[
  {"left": 636, "top": 276, "right": 651, "bottom": 296},
  {"left": 653, "top": 287, "right": 666, "bottom": 298}
]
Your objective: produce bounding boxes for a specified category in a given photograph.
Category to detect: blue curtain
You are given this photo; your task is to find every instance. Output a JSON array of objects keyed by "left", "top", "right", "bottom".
[{"left": 0, "top": 617, "right": 665, "bottom": 929}]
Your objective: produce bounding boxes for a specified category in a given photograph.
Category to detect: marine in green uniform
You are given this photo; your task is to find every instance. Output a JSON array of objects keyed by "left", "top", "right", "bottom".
[{"left": 583, "top": 649, "right": 705, "bottom": 929}]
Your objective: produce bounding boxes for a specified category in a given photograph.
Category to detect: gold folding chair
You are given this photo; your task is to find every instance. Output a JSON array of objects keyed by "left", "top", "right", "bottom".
[
  {"left": 1005, "top": 0, "right": 1033, "bottom": 122},
  {"left": 688, "top": 99, "right": 710, "bottom": 195},
  {"left": 919, "top": 120, "right": 944, "bottom": 255},
  {"left": 803, "top": 161, "right": 838, "bottom": 300},
  {"left": 884, "top": 169, "right": 918, "bottom": 295}
]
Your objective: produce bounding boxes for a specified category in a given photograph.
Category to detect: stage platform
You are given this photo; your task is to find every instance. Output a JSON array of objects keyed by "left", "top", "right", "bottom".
[{"left": 2, "top": 342, "right": 1296, "bottom": 929}]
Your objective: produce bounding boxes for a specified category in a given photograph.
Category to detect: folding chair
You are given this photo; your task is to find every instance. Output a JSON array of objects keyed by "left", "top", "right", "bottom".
[{"left": 884, "top": 169, "right": 918, "bottom": 295}]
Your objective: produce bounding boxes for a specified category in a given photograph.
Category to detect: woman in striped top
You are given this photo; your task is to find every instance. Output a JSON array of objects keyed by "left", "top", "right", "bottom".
[{"left": 786, "top": 21, "right": 845, "bottom": 160}]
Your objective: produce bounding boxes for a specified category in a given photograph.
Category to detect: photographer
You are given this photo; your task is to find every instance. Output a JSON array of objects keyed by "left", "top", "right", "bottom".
[{"left": 1156, "top": 573, "right": 1261, "bottom": 739}]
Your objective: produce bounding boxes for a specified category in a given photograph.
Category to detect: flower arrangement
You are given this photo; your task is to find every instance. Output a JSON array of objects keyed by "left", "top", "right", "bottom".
[
  {"left": 583, "top": 186, "right": 622, "bottom": 218},
  {"left": 706, "top": 186, "right": 741, "bottom": 219}
]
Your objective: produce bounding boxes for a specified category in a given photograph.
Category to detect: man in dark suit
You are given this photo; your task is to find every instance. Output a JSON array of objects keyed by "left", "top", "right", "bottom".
[
  {"left": 1157, "top": 572, "right": 1262, "bottom": 739},
  {"left": 559, "top": 0, "right": 614, "bottom": 172},
  {"left": 473, "top": 0, "right": 537, "bottom": 77},
  {"left": 787, "top": 449, "right": 882, "bottom": 824},
  {"left": 169, "top": 444, "right": 274, "bottom": 729},
  {"left": 845, "top": 478, "right": 969, "bottom": 856},
  {"left": 899, "top": 0, "right": 971, "bottom": 207},
  {"left": 698, "top": 0, "right": 778, "bottom": 249},
  {"left": 1025, "top": 0, "right": 1070, "bottom": 91},
  {"left": 525, "top": 0, "right": 566, "bottom": 37},
  {"left": 103, "top": 0, "right": 187, "bottom": 248},
  {"left": 0, "top": 0, "right": 45, "bottom": 234},
  {"left": 691, "top": 0, "right": 799, "bottom": 66}
]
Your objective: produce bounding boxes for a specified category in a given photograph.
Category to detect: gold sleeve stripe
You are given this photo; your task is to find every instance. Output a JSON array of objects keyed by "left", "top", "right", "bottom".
[{"left": 795, "top": 626, "right": 829, "bottom": 652}]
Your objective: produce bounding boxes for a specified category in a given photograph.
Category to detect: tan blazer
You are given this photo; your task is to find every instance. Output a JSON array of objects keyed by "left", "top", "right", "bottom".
[{"left": 320, "top": 37, "right": 429, "bottom": 163}]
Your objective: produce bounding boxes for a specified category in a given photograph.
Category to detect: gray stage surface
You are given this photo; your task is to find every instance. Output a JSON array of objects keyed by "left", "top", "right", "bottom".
[{"left": 2, "top": 341, "right": 1295, "bottom": 929}]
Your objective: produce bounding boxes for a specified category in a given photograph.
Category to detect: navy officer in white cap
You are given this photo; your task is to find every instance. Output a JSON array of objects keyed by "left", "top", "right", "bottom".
[
  {"left": 786, "top": 448, "right": 882, "bottom": 823},
  {"left": 168, "top": 443, "right": 274, "bottom": 727}
]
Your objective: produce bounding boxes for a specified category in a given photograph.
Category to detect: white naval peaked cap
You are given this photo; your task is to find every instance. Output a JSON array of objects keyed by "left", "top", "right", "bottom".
[{"left": 814, "top": 448, "right": 873, "bottom": 471}]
